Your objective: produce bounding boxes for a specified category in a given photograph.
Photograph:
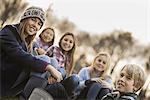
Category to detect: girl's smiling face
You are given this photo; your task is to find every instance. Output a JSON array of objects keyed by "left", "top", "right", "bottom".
[
  {"left": 60, "top": 35, "right": 74, "bottom": 52},
  {"left": 94, "top": 55, "right": 107, "bottom": 72},
  {"left": 25, "top": 18, "right": 42, "bottom": 36},
  {"left": 41, "top": 29, "right": 54, "bottom": 43}
]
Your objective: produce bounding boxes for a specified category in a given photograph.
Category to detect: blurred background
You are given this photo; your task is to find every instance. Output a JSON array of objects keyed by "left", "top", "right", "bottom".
[{"left": 0, "top": 0, "right": 150, "bottom": 99}]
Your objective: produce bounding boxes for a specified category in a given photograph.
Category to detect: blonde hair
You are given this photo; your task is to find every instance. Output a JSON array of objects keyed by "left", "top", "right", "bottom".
[
  {"left": 19, "top": 19, "right": 36, "bottom": 52},
  {"left": 121, "top": 64, "right": 146, "bottom": 92},
  {"left": 92, "top": 51, "right": 111, "bottom": 77}
]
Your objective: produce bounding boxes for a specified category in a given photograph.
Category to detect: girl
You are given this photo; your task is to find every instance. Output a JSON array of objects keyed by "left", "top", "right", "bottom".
[
  {"left": 32, "top": 27, "right": 55, "bottom": 55},
  {"left": 31, "top": 27, "right": 65, "bottom": 80},
  {"left": 78, "top": 52, "right": 112, "bottom": 86},
  {"left": 47, "top": 32, "right": 76, "bottom": 76},
  {"left": 76, "top": 52, "right": 112, "bottom": 99},
  {"left": 44, "top": 32, "right": 79, "bottom": 98}
]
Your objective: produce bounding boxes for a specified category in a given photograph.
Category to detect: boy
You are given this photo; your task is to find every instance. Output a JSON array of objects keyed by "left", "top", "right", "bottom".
[{"left": 102, "top": 64, "right": 146, "bottom": 100}]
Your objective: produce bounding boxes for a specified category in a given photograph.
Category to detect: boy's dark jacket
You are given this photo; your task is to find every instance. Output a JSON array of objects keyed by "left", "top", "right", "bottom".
[
  {"left": 101, "top": 91, "right": 140, "bottom": 100},
  {"left": 0, "top": 24, "right": 48, "bottom": 97}
]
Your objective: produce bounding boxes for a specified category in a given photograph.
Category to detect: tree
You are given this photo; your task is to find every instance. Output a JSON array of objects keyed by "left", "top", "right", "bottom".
[
  {"left": 0, "top": 0, "right": 28, "bottom": 27},
  {"left": 92, "top": 30, "right": 135, "bottom": 74},
  {"left": 76, "top": 31, "right": 92, "bottom": 46},
  {"left": 56, "top": 18, "right": 76, "bottom": 34},
  {"left": 45, "top": 4, "right": 58, "bottom": 27}
]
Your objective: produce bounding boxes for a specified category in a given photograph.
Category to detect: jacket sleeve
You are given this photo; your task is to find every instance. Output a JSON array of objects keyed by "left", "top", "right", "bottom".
[
  {"left": 32, "top": 41, "right": 39, "bottom": 55},
  {"left": 33, "top": 41, "right": 39, "bottom": 50},
  {"left": 0, "top": 27, "right": 48, "bottom": 72}
]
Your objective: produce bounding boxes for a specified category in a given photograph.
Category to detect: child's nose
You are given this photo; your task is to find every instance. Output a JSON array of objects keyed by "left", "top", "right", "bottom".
[
  {"left": 99, "top": 61, "right": 103, "bottom": 65},
  {"left": 120, "top": 76, "right": 125, "bottom": 82},
  {"left": 66, "top": 41, "right": 70, "bottom": 45}
]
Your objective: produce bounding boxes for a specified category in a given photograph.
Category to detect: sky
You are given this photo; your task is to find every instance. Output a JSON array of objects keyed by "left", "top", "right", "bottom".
[{"left": 27, "top": 0, "right": 150, "bottom": 44}]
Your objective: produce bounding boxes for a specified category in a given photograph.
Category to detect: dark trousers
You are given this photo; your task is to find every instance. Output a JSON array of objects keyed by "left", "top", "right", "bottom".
[
  {"left": 45, "top": 83, "right": 68, "bottom": 100},
  {"left": 76, "top": 82, "right": 111, "bottom": 100},
  {"left": 22, "top": 74, "right": 79, "bottom": 100},
  {"left": 46, "top": 75, "right": 79, "bottom": 100},
  {"left": 21, "top": 75, "right": 68, "bottom": 100}
]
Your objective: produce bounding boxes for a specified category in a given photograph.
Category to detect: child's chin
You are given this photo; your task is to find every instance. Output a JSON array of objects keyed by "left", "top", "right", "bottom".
[
  {"left": 116, "top": 86, "right": 124, "bottom": 92},
  {"left": 96, "top": 68, "right": 104, "bottom": 72}
]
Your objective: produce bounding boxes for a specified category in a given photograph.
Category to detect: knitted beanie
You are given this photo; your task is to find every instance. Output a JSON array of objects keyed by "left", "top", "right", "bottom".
[{"left": 21, "top": 6, "right": 45, "bottom": 25}]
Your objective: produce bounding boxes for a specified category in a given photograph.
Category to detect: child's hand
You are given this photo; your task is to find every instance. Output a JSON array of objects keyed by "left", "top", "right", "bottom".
[
  {"left": 92, "top": 78, "right": 112, "bottom": 89},
  {"left": 101, "top": 81, "right": 112, "bottom": 89},
  {"left": 37, "top": 48, "right": 46, "bottom": 55},
  {"left": 91, "top": 78, "right": 102, "bottom": 82},
  {"left": 48, "top": 76, "right": 57, "bottom": 84},
  {"left": 46, "top": 65, "right": 63, "bottom": 82}
]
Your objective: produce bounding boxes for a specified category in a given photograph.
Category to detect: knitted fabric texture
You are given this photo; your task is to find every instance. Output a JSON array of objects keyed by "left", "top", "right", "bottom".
[{"left": 21, "top": 6, "right": 45, "bottom": 25}]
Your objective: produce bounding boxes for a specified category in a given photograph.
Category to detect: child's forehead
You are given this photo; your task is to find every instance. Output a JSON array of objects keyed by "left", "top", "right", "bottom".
[
  {"left": 97, "top": 55, "right": 107, "bottom": 60},
  {"left": 97, "top": 54, "right": 107, "bottom": 58},
  {"left": 44, "top": 29, "right": 53, "bottom": 33},
  {"left": 121, "top": 66, "right": 133, "bottom": 76},
  {"left": 64, "top": 34, "right": 73, "bottom": 37},
  {"left": 63, "top": 35, "right": 74, "bottom": 41}
]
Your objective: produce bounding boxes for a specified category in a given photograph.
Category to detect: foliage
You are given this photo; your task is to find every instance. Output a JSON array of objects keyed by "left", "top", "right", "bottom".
[
  {"left": 0, "top": 0, "right": 28, "bottom": 26},
  {"left": 56, "top": 18, "right": 76, "bottom": 34}
]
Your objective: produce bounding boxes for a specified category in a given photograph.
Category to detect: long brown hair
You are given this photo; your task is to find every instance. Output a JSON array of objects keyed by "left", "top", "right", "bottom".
[
  {"left": 19, "top": 19, "right": 36, "bottom": 52},
  {"left": 59, "top": 32, "right": 76, "bottom": 73}
]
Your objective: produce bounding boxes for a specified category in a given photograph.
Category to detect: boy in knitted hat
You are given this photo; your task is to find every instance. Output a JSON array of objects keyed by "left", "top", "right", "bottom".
[
  {"left": 101, "top": 64, "right": 146, "bottom": 100},
  {"left": 0, "top": 6, "right": 63, "bottom": 99}
]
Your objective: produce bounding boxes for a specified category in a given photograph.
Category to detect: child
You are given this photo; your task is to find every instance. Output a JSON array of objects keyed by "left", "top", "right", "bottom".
[
  {"left": 101, "top": 64, "right": 146, "bottom": 100},
  {"left": 76, "top": 52, "right": 113, "bottom": 99},
  {"left": 44, "top": 32, "right": 78, "bottom": 98},
  {"left": 32, "top": 27, "right": 55, "bottom": 55},
  {"left": 46, "top": 32, "right": 76, "bottom": 76},
  {"left": 78, "top": 52, "right": 112, "bottom": 89}
]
